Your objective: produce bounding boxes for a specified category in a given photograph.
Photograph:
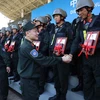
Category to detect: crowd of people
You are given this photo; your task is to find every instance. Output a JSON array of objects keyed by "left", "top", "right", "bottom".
[{"left": 0, "top": 0, "right": 100, "bottom": 100}]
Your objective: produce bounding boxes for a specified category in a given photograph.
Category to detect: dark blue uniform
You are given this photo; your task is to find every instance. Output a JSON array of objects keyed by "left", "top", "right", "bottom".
[
  {"left": 17, "top": 38, "right": 63, "bottom": 100},
  {"left": 49, "top": 21, "right": 73, "bottom": 100},
  {"left": 70, "top": 14, "right": 100, "bottom": 100},
  {"left": 0, "top": 45, "right": 11, "bottom": 100}
]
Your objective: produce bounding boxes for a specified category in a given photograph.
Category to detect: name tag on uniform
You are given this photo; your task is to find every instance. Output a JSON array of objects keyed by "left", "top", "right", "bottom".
[
  {"left": 7, "top": 40, "right": 10, "bottom": 44},
  {"left": 11, "top": 41, "right": 15, "bottom": 46},
  {"left": 30, "top": 49, "right": 38, "bottom": 57},
  {"left": 32, "top": 41, "right": 40, "bottom": 51}
]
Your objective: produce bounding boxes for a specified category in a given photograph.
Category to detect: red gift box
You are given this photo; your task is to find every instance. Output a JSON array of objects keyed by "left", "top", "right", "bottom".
[
  {"left": 53, "top": 37, "right": 67, "bottom": 55},
  {"left": 79, "top": 31, "right": 100, "bottom": 58}
]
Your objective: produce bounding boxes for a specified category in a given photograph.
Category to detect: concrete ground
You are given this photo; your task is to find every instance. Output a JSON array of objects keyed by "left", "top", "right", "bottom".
[{"left": 8, "top": 89, "right": 22, "bottom": 100}]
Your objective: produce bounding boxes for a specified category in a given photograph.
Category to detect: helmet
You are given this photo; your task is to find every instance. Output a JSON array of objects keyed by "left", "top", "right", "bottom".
[
  {"left": 22, "top": 21, "right": 28, "bottom": 27},
  {"left": 23, "top": 19, "right": 28, "bottom": 23},
  {"left": 76, "top": 0, "right": 94, "bottom": 11},
  {"left": 1, "top": 27, "right": 6, "bottom": 34},
  {"left": 18, "top": 21, "right": 22, "bottom": 25},
  {"left": 45, "top": 14, "right": 52, "bottom": 21},
  {"left": 5, "top": 27, "right": 11, "bottom": 32},
  {"left": 52, "top": 8, "right": 67, "bottom": 18},
  {"left": 12, "top": 25, "right": 18, "bottom": 30},
  {"left": 35, "top": 16, "right": 47, "bottom": 24}
]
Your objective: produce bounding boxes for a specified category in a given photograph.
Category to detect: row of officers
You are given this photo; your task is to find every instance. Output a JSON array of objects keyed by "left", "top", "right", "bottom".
[{"left": 0, "top": 0, "right": 100, "bottom": 100}]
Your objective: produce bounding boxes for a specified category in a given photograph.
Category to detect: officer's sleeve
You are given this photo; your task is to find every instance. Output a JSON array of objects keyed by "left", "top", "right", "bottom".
[
  {"left": 0, "top": 47, "right": 11, "bottom": 67},
  {"left": 15, "top": 39, "right": 21, "bottom": 51},
  {"left": 70, "top": 30, "right": 81, "bottom": 55},
  {"left": 41, "top": 32, "right": 49, "bottom": 54},
  {"left": 23, "top": 46, "right": 62, "bottom": 66},
  {"left": 65, "top": 22, "right": 74, "bottom": 52}
]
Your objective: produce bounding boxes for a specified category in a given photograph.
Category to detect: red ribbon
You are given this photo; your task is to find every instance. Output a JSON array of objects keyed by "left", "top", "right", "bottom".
[
  {"left": 78, "top": 44, "right": 96, "bottom": 59},
  {"left": 7, "top": 45, "right": 15, "bottom": 52},
  {"left": 54, "top": 44, "right": 63, "bottom": 54},
  {"left": 54, "top": 38, "right": 63, "bottom": 55},
  {"left": 78, "top": 32, "right": 95, "bottom": 59}
]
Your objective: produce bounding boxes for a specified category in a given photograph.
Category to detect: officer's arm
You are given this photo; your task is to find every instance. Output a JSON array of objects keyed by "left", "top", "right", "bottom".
[
  {"left": 14, "top": 37, "right": 21, "bottom": 51},
  {"left": 0, "top": 48, "right": 11, "bottom": 67},
  {"left": 65, "top": 23, "right": 74, "bottom": 52},
  {"left": 70, "top": 30, "right": 81, "bottom": 55},
  {"left": 41, "top": 32, "right": 49, "bottom": 54},
  {"left": 23, "top": 46, "right": 62, "bottom": 66}
]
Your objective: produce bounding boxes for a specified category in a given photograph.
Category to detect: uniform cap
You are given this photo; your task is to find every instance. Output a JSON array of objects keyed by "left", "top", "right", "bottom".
[{"left": 23, "top": 21, "right": 36, "bottom": 32}]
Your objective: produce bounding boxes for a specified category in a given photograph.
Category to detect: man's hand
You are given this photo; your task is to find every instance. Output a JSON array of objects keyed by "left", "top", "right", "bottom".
[
  {"left": 6, "top": 67, "right": 11, "bottom": 73},
  {"left": 62, "top": 54, "right": 73, "bottom": 63}
]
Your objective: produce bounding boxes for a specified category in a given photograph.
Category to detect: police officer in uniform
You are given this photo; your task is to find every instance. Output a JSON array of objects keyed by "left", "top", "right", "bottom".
[
  {"left": 45, "top": 15, "right": 56, "bottom": 83},
  {"left": 4, "top": 27, "right": 13, "bottom": 51},
  {"left": 0, "top": 28, "right": 6, "bottom": 46},
  {"left": 0, "top": 44, "right": 11, "bottom": 100},
  {"left": 71, "top": 17, "right": 83, "bottom": 92},
  {"left": 45, "top": 14, "right": 55, "bottom": 34},
  {"left": 35, "top": 16, "right": 50, "bottom": 94},
  {"left": 17, "top": 21, "right": 70, "bottom": 100},
  {"left": 4, "top": 27, "right": 13, "bottom": 77},
  {"left": 66, "top": 0, "right": 100, "bottom": 100},
  {"left": 18, "top": 21, "right": 24, "bottom": 38},
  {"left": 49, "top": 8, "right": 73, "bottom": 100},
  {"left": 9, "top": 25, "right": 21, "bottom": 82}
]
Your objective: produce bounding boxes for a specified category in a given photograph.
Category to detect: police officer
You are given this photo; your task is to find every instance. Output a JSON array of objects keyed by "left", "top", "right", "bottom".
[
  {"left": 0, "top": 30, "right": 2, "bottom": 40},
  {"left": 34, "top": 16, "right": 50, "bottom": 94},
  {"left": 49, "top": 8, "right": 73, "bottom": 100},
  {"left": 9, "top": 25, "right": 21, "bottom": 82},
  {"left": 4, "top": 27, "right": 13, "bottom": 50},
  {"left": 17, "top": 21, "right": 70, "bottom": 100},
  {"left": 45, "top": 14, "right": 55, "bottom": 83},
  {"left": 18, "top": 21, "right": 23, "bottom": 28},
  {"left": 18, "top": 21, "right": 24, "bottom": 38},
  {"left": 71, "top": 17, "right": 83, "bottom": 92},
  {"left": 0, "top": 44, "right": 11, "bottom": 100},
  {"left": 0, "top": 27, "right": 6, "bottom": 46},
  {"left": 4, "top": 27, "right": 13, "bottom": 77},
  {"left": 66, "top": 0, "right": 100, "bottom": 100},
  {"left": 45, "top": 14, "right": 55, "bottom": 34}
]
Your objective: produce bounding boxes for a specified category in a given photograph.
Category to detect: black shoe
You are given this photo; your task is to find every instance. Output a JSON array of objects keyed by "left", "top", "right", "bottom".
[
  {"left": 39, "top": 87, "right": 44, "bottom": 95},
  {"left": 14, "top": 78, "right": 20, "bottom": 82},
  {"left": 48, "top": 95, "right": 60, "bottom": 100},
  {"left": 71, "top": 84, "right": 83, "bottom": 92}
]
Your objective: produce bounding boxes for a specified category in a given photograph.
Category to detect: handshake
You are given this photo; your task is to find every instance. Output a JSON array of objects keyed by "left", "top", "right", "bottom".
[{"left": 62, "top": 54, "right": 73, "bottom": 63}]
